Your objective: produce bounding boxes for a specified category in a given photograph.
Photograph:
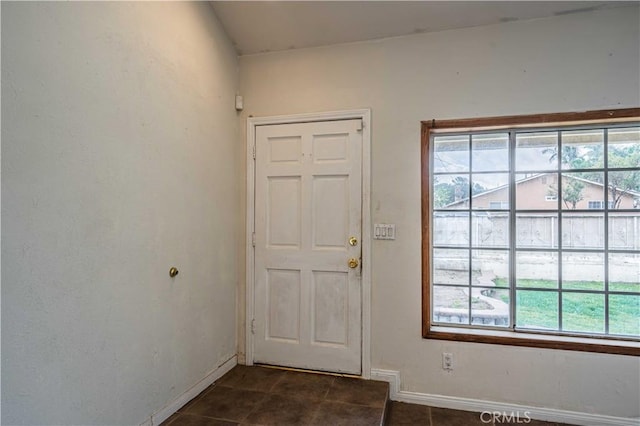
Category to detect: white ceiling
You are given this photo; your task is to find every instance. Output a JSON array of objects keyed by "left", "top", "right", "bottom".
[{"left": 210, "top": 1, "right": 635, "bottom": 55}]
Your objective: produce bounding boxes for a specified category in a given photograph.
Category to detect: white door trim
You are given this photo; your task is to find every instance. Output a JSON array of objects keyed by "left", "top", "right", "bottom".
[{"left": 246, "top": 109, "right": 372, "bottom": 378}]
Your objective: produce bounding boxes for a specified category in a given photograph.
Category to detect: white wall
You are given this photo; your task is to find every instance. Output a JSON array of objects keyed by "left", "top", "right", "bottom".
[
  {"left": 239, "top": 6, "right": 640, "bottom": 418},
  {"left": 2, "top": 2, "right": 240, "bottom": 425}
]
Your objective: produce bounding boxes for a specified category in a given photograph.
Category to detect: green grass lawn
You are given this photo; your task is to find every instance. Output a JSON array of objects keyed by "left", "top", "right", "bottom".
[{"left": 492, "top": 278, "right": 639, "bottom": 336}]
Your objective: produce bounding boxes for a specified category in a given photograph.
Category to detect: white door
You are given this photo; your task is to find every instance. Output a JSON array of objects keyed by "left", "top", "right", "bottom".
[{"left": 253, "top": 119, "right": 363, "bottom": 374}]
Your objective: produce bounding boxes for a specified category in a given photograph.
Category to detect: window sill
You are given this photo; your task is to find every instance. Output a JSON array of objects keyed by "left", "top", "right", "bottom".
[{"left": 424, "top": 326, "right": 640, "bottom": 356}]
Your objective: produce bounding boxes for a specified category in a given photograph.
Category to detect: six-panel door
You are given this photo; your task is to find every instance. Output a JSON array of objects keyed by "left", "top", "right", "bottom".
[{"left": 254, "top": 119, "right": 363, "bottom": 374}]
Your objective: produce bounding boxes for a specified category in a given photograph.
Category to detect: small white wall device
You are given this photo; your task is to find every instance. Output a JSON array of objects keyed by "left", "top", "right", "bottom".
[{"left": 373, "top": 224, "right": 395, "bottom": 240}]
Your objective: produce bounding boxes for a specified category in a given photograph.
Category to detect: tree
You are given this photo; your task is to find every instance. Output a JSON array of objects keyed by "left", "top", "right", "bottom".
[
  {"left": 543, "top": 146, "right": 587, "bottom": 207},
  {"left": 547, "top": 179, "right": 585, "bottom": 210},
  {"left": 607, "top": 145, "right": 640, "bottom": 208},
  {"left": 544, "top": 141, "right": 639, "bottom": 209},
  {"left": 542, "top": 145, "right": 582, "bottom": 168},
  {"left": 434, "top": 178, "right": 455, "bottom": 208},
  {"left": 433, "top": 176, "right": 487, "bottom": 208},
  {"left": 562, "top": 179, "right": 585, "bottom": 209}
]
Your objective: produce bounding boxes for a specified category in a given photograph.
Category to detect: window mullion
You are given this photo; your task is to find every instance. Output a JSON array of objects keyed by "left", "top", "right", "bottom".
[
  {"left": 604, "top": 128, "right": 610, "bottom": 335},
  {"left": 557, "top": 130, "right": 563, "bottom": 332},
  {"left": 509, "top": 130, "right": 517, "bottom": 330},
  {"left": 467, "top": 134, "right": 473, "bottom": 326}
]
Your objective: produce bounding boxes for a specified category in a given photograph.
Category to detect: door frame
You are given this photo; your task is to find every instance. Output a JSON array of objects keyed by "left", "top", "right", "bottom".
[{"left": 245, "top": 109, "right": 372, "bottom": 378}]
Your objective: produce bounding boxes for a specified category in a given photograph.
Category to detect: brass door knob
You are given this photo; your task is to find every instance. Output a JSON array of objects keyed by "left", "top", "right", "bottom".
[
  {"left": 169, "top": 267, "right": 179, "bottom": 278},
  {"left": 348, "top": 258, "right": 359, "bottom": 269}
]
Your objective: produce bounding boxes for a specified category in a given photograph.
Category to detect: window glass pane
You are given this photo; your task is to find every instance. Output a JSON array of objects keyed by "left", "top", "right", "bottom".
[
  {"left": 433, "top": 285, "right": 469, "bottom": 324},
  {"left": 471, "top": 250, "right": 508, "bottom": 287},
  {"left": 471, "top": 173, "right": 509, "bottom": 209},
  {"left": 515, "top": 173, "right": 558, "bottom": 210},
  {"left": 609, "top": 294, "right": 640, "bottom": 336},
  {"left": 472, "top": 133, "right": 509, "bottom": 172},
  {"left": 562, "top": 252, "right": 604, "bottom": 291},
  {"left": 471, "top": 288, "right": 509, "bottom": 327},
  {"left": 516, "top": 132, "right": 558, "bottom": 172},
  {"left": 561, "top": 129, "right": 604, "bottom": 170},
  {"left": 434, "top": 135, "right": 469, "bottom": 173},
  {"left": 562, "top": 212, "right": 604, "bottom": 249},
  {"left": 608, "top": 212, "right": 640, "bottom": 250},
  {"left": 607, "top": 171, "right": 640, "bottom": 209},
  {"left": 429, "top": 120, "right": 640, "bottom": 341},
  {"left": 516, "top": 290, "right": 559, "bottom": 330},
  {"left": 562, "top": 292, "right": 605, "bottom": 334},
  {"left": 488, "top": 201, "right": 509, "bottom": 209},
  {"left": 515, "top": 251, "right": 558, "bottom": 289},
  {"left": 433, "top": 249, "right": 469, "bottom": 285},
  {"left": 609, "top": 253, "right": 640, "bottom": 292},
  {"left": 561, "top": 172, "right": 603, "bottom": 210},
  {"left": 516, "top": 213, "right": 558, "bottom": 249},
  {"left": 433, "top": 174, "right": 470, "bottom": 209},
  {"left": 608, "top": 127, "right": 640, "bottom": 170},
  {"left": 472, "top": 212, "right": 509, "bottom": 248},
  {"left": 433, "top": 212, "right": 469, "bottom": 247}
]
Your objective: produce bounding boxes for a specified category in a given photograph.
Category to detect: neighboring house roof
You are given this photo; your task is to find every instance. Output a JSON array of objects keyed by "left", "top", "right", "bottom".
[
  {"left": 567, "top": 174, "right": 640, "bottom": 197},
  {"left": 443, "top": 172, "right": 640, "bottom": 208}
]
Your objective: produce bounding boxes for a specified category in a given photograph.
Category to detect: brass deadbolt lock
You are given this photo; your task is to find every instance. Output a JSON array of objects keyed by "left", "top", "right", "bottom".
[
  {"left": 169, "top": 267, "right": 179, "bottom": 278},
  {"left": 349, "top": 237, "right": 358, "bottom": 246}
]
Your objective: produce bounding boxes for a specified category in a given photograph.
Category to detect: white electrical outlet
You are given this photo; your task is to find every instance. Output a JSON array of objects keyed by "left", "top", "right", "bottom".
[{"left": 442, "top": 352, "right": 454, "bottom": 370}]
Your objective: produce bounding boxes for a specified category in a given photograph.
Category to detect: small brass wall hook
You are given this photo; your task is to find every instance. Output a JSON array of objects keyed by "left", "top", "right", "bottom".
[{"left": 169, "top": 267, "right": 179, "bottom": 278}]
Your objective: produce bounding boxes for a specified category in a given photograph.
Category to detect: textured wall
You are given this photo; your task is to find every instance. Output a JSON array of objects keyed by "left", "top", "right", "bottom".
[
  {"left": 239, "top": 6, "right": 640, "bottom": 418},
  {"left": 2, "top": 2, "right": 240, "bottom": 424}
]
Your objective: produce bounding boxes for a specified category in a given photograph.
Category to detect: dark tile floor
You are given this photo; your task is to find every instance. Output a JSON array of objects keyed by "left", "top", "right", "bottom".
[
  {"left": 162, "top": 365, "right": 389, "bottom": 426},
  {"left": 386, "top": 402, "right": 570, "bottom": 426},
  {"left": 162, "top": 365, "right": 570, "bottom": 426}
]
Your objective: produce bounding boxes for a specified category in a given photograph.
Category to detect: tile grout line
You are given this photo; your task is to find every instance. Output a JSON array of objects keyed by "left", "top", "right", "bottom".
[
  {"left": 173, "top": 411, "right": 242, "bottom": 425},
  {"left": 266, "top": 368, "right": 288, "bottom": 393},
  {"left": 320, "top": 376, "right": 336, "bottom": 400},
  {"left": 236, "top": 389, "right": 270, "bottom": 424},
  {"left": 306, "top": 400, "right": 326, "bottom": 426}
]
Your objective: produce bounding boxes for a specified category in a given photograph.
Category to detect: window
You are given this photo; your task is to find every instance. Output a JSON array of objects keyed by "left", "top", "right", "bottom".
[
  {"left": 489, "top": 201, "right": 509, "bottom": 209},
  {"left": 422, "top": 108, "right": 640, "bottom": 355},
  {"left": 588, "top": 200, "right": 615, "bottom": 209}
]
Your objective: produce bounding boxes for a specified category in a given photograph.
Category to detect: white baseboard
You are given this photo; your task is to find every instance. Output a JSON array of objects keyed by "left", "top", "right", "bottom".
[
  {"left": 371, "top": 369, "right": 638, "bottom": 426},
  {"left": 142, "top": 355, "right": 238, "bottom": 426}
]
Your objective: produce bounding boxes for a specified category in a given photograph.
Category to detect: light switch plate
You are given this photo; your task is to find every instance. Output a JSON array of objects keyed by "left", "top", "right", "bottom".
[{"left": 374, "top": 224, "right": 396, "bottom": 240}]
